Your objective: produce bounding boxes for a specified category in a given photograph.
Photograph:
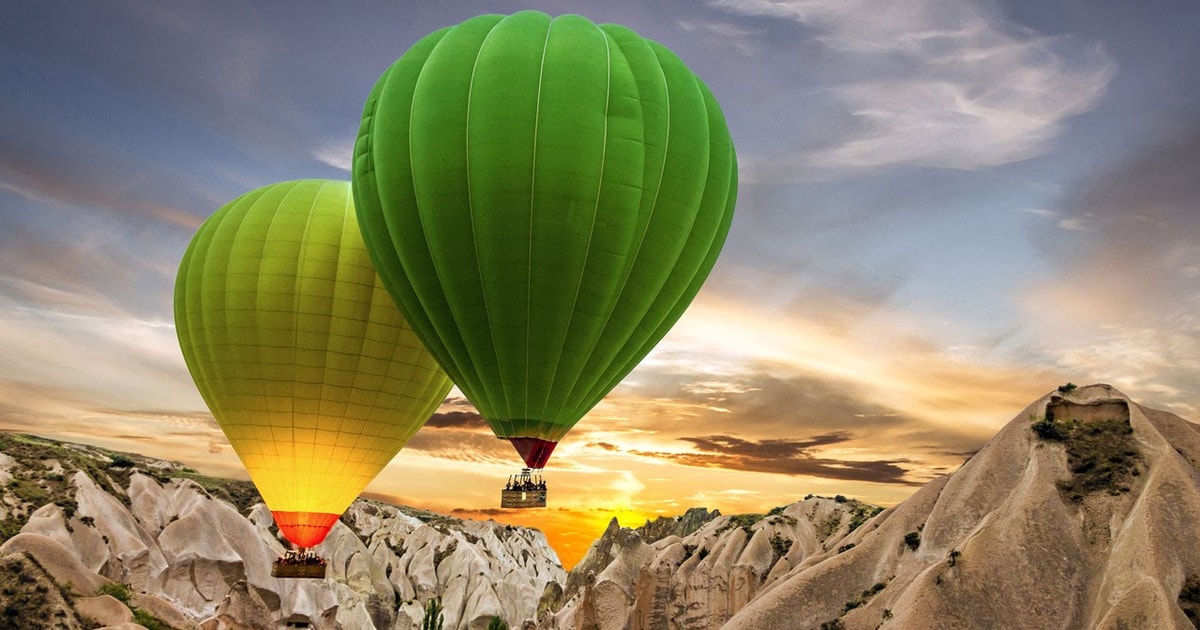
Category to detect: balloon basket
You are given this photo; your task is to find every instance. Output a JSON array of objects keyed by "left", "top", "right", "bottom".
[
  {"left": 501, "top": 468, "right": 547, "bottom": 508},
  {"left": 272, "top": 549, "right": 327, "bottom": 579}
]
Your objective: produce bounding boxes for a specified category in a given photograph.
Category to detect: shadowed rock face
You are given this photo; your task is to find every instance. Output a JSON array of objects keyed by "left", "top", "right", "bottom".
[
  {"left": 0, "top": 435, "right": 566, "bottom": 630},
  {"left": 549, "top": 384, "right": 1200, "bottom": 630}
]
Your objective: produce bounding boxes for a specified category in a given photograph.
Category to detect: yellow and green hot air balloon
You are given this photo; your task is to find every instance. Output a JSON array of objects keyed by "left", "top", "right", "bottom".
[
  {"left": 352, "top": 11, "right": 737, "bottom": 500},
  {"left": 175, "top": 179, "right": 452, "bottom": 557}
]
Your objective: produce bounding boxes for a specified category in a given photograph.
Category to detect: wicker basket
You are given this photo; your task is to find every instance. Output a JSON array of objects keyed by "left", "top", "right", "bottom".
[
  {"left": 271, "top": 561, "right": 327, "bottom": 579},
  {"left": 501, "top": 488, "right": 547, "bottom": 508}
]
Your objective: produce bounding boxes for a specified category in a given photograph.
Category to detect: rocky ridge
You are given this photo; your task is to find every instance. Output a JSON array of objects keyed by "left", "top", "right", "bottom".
[
  {"left": 548, "top": 384, "right": 1200, "bottom": 630},
  {"left": 3, "top": 383, "right": 1198, "bottom": 629},
  {"left": 549, "top": 496, "right": 880, "bottom": 629},
  {"left": 0, "top": 433, "right": 565, "bottom": 629}
]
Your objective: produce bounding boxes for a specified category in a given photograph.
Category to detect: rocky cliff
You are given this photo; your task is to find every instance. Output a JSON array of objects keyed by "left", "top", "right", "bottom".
[
  {"left": 5, "top": 384, "right": 1198, "bottom": 630},
  {"left": 548, "top": 495, "right": 879, "bottom": 630},
  {"left": 0, "top": 434, "right": 565, "bottom": 629},
  {"left": 550, "top": 384, "right": 1200, "bottom": 630}
]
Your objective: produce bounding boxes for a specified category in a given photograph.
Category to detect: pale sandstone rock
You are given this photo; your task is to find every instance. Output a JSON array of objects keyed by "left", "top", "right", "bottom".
[
  {"left": 200, "top": 579, "right": 276, "bottom": 630},
  {"left": 548, "top": 384, "right": 1200, "bottom": 630},
  {"left": 74, "top": 594, "right": 133, "bottom": 627},
  {"left": 724, "top": 384, "right": 1200, "bottom": 630},
  {"left": 552, "top": 496, "right": 875, "bottom": 629},
  {"left": 0, "top": 532, "right": 110, "bottom": 595},
  {"left": 133, "top": 592, "right": 203, "bottom": 630},
  {"left": 73, "top": 471, "right": 169, "bottom": 589},
  {"left": 0, "top": 452, "right": 16, "bottom": 486},
  {"left": 1, "top": 437, "right": 566, "bottom": 630}
]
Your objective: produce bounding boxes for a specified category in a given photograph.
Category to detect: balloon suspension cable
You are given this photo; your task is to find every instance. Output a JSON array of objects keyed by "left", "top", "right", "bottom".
[{"left": 500, "top": 467, "right": 548, "bottom": 509}]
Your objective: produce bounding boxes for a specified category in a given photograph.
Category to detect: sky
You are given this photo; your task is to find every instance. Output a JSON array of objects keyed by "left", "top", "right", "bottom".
[{"left": 2, "top": 0, "right": 1198, "bottom": 569}]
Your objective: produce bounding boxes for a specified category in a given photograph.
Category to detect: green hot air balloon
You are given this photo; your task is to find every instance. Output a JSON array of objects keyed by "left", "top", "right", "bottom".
[
  {"left": 175, "top": 179, "right": 452, "bottom": 564},
  {"left": 353, "top": 11, "right": 736, "bottom": 502}
]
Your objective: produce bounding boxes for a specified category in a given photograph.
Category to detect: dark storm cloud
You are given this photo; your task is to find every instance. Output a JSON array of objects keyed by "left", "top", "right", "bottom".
[
  {"left": 634, "top": 432, "right": 917, "bottom": 485},
  {"left": 425, "top": 410, "right": 489, "bottom": 430},
  {"left": 683, "top": 431, "right": 852, "bottom": 454}
]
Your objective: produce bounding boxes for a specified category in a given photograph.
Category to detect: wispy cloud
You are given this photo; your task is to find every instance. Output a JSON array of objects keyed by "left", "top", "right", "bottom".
[
  {"left": 0, "top": 109, "right": 205, "bottom": 231},
  {"left": 0, "top": 305, "right": 197, "bottom": 411},
  {"left": 676, "top": 19, "right": 763, "bottom": 56},
  {"left": 1020, "top": 124, "right": 1200, "bottom": 417},
  {"left": 404, "top": 427, "right": 515, "bottom": 465},
  {"left": 713, "top": 0, "right": 1115, "bottom": 180},
  {"left": 312, "top": 137, "right": 355, "bottom": 172},
  {"left": 634, "top": 432, "right": 919, "bottom": 484}
]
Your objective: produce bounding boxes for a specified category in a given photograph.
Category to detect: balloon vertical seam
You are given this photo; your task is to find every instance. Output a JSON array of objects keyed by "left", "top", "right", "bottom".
[
  {"left": 559, "top": 31, "right": 673, "bottom": 414},
  {"left": 540, "top": 22, "right": 614, "bottom": 423}
]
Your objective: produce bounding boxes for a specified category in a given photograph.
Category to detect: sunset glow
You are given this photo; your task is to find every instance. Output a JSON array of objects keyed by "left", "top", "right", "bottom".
[{"left": 3, "top": 1, "right": 1199, "bottom": 571}]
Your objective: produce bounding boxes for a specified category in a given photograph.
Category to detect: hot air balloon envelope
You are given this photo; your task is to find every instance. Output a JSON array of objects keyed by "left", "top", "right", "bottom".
[
  {"left": 175, "top": 179, "right": 452, "bottom": 551},
  {"left": 353, "top": 11, "right": 737, "bottom": 480}
]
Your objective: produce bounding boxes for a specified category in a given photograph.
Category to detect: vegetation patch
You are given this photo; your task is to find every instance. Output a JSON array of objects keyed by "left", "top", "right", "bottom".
[
  {"left": 719, "top": 513, "right": 765, "bottom": 535},
  {"left": 97, "top": 582, "right": 174, "bottom": 630},
  {"left": 0, "top": 518, "right": 23, "bottom": 545},
  {"left": 421, "top": 597, "right": 444, "bottom": 630},
  {"left": 769, "top": 532, "right": 791, "bottom": 562},
  {"left": 0, "top": 433, "right": 126, "bottom": 510},
  {"left": 842, "top": 582, "right": 887, "bottom": 613},
  {"left": 847, "top": 502, "right": 884, "bottom": 533},
  {"left": 432, "top": 540, "right": 458, "bottom": 568},
  {"left": 132, "top": 607, "right": 174, "bottom": 630},
  {"left": 1030, "top": 416, "right": 1142, "bottom": 502},
  {"left": 903, "top": 531, "right": 920, "bottom": 551},
  {"left": 97, "top": 582, "right": 132, "bottom": 603},
  {"left": 0, "top": 554, "right": 84, "bottom": 627},
  {"left": 172, "top": 470, "right": 261, "bottom": 514},
  {"left": 816, "top": 512, "right": 843, "bottom": 541},
  {"left": 1180, "top": 573, "right": 1200, "bottom": 625}
]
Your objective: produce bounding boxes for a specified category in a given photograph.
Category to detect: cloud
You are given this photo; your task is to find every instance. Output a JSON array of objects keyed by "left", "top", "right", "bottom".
[
  {"left": 627, "top": 295, "right": 1058, "bottom": 434},
  {"left": 634, "top": 432, "right": 919, "bottom": 484},
  {"left": 712, "top": 0, "right": 1115, "bottom": 180},
  {"left": 676, "top": 19, "right": 763, "bottom": 56},
  {"left": 404, "top": 427, "right": 515, "bottom": 464},
  {"left": 1020, "top": 124, "right": 1200, "bottom": 417},
  {"left": 0, "top": 381, "right": 244, "bottom": 478},
  {"left": 312, "top": 137, "right": 355, "bottom": 172},
  {"left": 0, "top": 307, "right": 200, "bottom": 411},
  {"left": 0, "top": 108, "right": 206, "bottom": 231},
  {"left": 0, "top": 110, "right": 212, "bottom": 323},
  {"left": 425, "top": 410, "right": 489, "bottom": 429}
]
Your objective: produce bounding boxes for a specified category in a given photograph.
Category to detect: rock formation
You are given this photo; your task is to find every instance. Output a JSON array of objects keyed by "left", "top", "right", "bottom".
[
  {"left": 0, "top": 433, "right": 565, "bottom": 629},
  {"left": 4, "top": 383, "right": 1198, "bottom": 629},
  {"left": 549, "top": 496, "right": 880, "bottom": 630},
  {"left": 549, "top": 384, "right": 1200, "bottom": 630}
]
